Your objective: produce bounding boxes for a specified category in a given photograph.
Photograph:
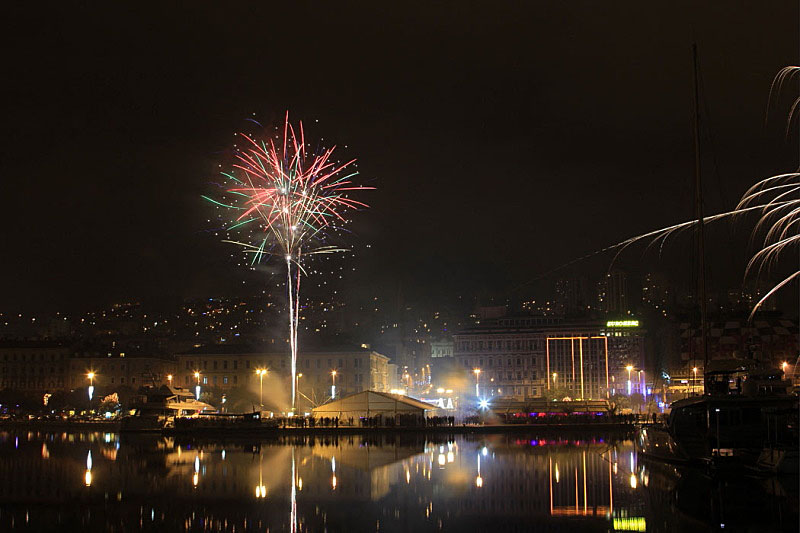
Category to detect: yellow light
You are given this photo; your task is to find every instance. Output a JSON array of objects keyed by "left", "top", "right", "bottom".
[
  {"left": 612, "top": 517, "right": 647, "bottom": 532},
  {"left": 297, "top": 477, "right": 303, "bottom": 491},
  {"left": 192, "top": 472, "right": 199, "bottom": 487},
  {"left": 626, "top": 365, "right": 634, "bottom": 372},
  {"left": 607, "top": 320, "right": 639, "bottom": 328},
  {"left": 437, "top": 454, "right": 446, "bottom": 466},
  {"left": 194, "top": 372, "right": 200, "bottom": 379},
  {"left": 331, "top": 370, "right": 337, "bottom": 376},
  {"left": 629, "top": 473, "right": 637, "bottom": 489},
  {"left": 331, "top": 475, "right": 337, "bottom": 490},
  {"left": 84, "top": 470, "right": 92, "bottom": 486},
  {"left": 87, "top": 372, "right": 95, "bottom": 380},
  {"left": 475, "top": 476, "right": 483, "bottom": 488},
  {"left": 473, "top": 368, "right": 481, "bottom": 375},
  {"left": 436, "top": 388, "right": 445, "bottom": 394},
  {"left": 781, "top": 361, "right": 788, "bottom": 370}
]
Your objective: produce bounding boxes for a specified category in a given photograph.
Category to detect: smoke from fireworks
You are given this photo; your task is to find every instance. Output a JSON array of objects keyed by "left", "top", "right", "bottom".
[{"left": 205, "top": 112, "right": 373, "bottom": 410}]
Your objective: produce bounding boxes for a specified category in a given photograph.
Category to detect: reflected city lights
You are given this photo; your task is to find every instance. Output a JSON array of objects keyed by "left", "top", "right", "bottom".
[
  {"left": 1, "top": 431, "right": 778, "bottom": 531},
  {"left": 84, "top": 450, "right": 93, "bottom": 487}
]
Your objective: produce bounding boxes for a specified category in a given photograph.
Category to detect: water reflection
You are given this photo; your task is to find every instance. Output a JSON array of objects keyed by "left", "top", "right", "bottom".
[{"left": 0, "top": 430, "right": 795, "bottom": 531}]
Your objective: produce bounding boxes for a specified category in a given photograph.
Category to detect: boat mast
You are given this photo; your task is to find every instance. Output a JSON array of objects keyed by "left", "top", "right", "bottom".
[{"left": 692, "top": 44, "right": 709, "bottom": 377}]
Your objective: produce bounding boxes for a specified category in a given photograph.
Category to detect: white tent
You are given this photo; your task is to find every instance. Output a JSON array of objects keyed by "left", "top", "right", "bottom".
[{"left": 312, "top": 390, "right": 437, "bottom": 420}]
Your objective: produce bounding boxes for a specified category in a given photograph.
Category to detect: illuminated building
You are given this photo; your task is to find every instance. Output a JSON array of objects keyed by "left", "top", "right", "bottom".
[
  {"left": 546, "top": 336, "right": 608, "bottom": 399},
  {"left": 175, "top": 344, "right": 390, "bottom": 409},
  {"left": 67, "top": 354, "right": 176, "bottom": 390},
  {"left": 554, "top": 276, "right": 591, "bottom": 316},
  {"left": 596, "top": 270, "right": 629, "bottom": 315},
  {"left": 601, "top": 320, "right": 646, "bottom": 396},
  {"left": 454, "top": 316, "right": 629, "bottom": 400},
  {"left": 429, "top": 339, "right": 453, "bottom": 359}
]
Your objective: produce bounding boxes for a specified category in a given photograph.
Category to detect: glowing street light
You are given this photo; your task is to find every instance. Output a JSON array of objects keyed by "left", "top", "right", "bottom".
[
  {"left": 626, "top": 365, "right": 633, "bottom": 396},
  {"left": 167, "top": 374, "right": 173, "bottom": 386},
  {"left": 331, "top": 370, "right": 337, "bottom": 400},
  {"left": 782, "top": 361, "right": 788, "bottom": 372},
  {"left": 552, "top": 372, "right": 558, "bottom": 385},
  {"left": 255, "top": 369, "right": 268, "bottom": 410},
  {"left": 87, "top": 372, "right": 95, "bottom": 402},
  {"left": 473, "top": 368, "right": 481, "bottom": 397},
  {"left": 640, "top": 370, "right": 646, "bottom": 400},
  {"left": 194, "top": 371, "right": 201, "bottom": 400},
  {"left": 692, "top": 367, "right": 698, "bottom": 396},
  {"left": 295, "top": 373, "right": 303, "bottom": 411}
]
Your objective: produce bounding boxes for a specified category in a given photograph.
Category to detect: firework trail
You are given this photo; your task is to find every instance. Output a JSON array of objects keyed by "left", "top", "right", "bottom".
[
  {"left": 206, "top": 112, "right": 373, "bottom": 411},
  {"left": 600, "top": 67, "right": 800, "bottom": 319}
]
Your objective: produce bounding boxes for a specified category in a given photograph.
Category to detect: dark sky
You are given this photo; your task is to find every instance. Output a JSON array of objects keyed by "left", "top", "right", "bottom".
[{"left": 1, "top": 2, "right": 798, "bottom": 313}]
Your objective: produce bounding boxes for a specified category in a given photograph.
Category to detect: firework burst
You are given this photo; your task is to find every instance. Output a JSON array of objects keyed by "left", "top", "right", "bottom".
[{"left": 206, "top": 112, "right": 373, "bottom": 411}]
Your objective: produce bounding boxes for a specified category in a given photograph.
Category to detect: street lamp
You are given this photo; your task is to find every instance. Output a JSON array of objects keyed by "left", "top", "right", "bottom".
[
  {"left": 640, "top": 370, "right": 646, "bottom": 401},
  {"left": 692, "top": 367, "right": 698, "bottom": 396},
  {"left": 87, "top": 372, "right": 95, "bottom": 402},
  {"left": 331, "top": 370, "right": 337, "bottom": 400},
  {"left": 256, "top": 369, "right": 268, "bottom": 410},
  {"left": 295, "top": 373, "right": 303, "bottom": 412},
  {"left": 626, "top": 365, "right": 633, "bottom": 396},
  {"left": 552, "top": 372, "right": 557, "bottom": 386},
  {"left": 194, "top": 371, "right": 201, "bottom": 400},
  {"left": 473, "top": 368, "right": 481, "bottom": 397},
  {"left": 167, "top": 374, "right": 173, "bottom": 386}
]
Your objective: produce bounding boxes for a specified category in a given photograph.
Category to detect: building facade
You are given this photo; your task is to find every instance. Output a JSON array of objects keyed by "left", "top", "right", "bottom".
[
  {"left": 453, "top": 316, "right": 647, "bottom": 401},
  {"left": 175, "top": 344, "right": 390, "bottom": 408},
  {"left": 0, "top": 341, "right": 71, "bottom": 392},
  {"left": 67, "top": 354, "right": 176, "bottom": 391}
]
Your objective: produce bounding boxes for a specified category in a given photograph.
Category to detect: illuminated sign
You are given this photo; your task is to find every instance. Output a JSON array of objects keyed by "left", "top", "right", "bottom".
[{"left": 606, "top": 320, "right": 639, "bottom": 328}]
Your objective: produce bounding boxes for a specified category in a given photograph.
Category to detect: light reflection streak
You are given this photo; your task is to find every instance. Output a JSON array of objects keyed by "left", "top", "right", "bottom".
[
  {"left": 290, "top": 447, "right": 297, "bottom": 533},
  {"left": 84, "top": 450, "right": 93, "bottom": 487}
]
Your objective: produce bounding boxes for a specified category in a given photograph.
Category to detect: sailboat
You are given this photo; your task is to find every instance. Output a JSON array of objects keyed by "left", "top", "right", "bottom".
[{"left": 637, "top": 46, "right": 799, "bottom": 471}]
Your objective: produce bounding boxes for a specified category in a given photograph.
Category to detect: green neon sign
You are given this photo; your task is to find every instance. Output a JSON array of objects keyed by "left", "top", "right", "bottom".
[{"left": 606, "top": 320, "right": 639, "bottom": 327}]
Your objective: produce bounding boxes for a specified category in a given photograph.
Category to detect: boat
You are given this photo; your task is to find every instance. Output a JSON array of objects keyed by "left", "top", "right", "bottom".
[
  {"left": 639, "top": 46, "right": 800, "bottom": 471},
  {"left": 638, "top": 360, "right": 798, "bottom": 469},
  {"left": 120, "top": 385, "right": 214, "bottom": 431}
]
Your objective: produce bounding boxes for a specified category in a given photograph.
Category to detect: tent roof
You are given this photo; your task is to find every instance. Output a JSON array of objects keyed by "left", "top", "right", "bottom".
[{"left": 312, "top": 390, "right": 439, "bottom": 414}]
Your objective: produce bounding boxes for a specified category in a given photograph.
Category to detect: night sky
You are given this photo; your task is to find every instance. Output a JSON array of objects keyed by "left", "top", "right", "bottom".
[{"left": 2, "top": 2, "right": 797, "bottom": 313}]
